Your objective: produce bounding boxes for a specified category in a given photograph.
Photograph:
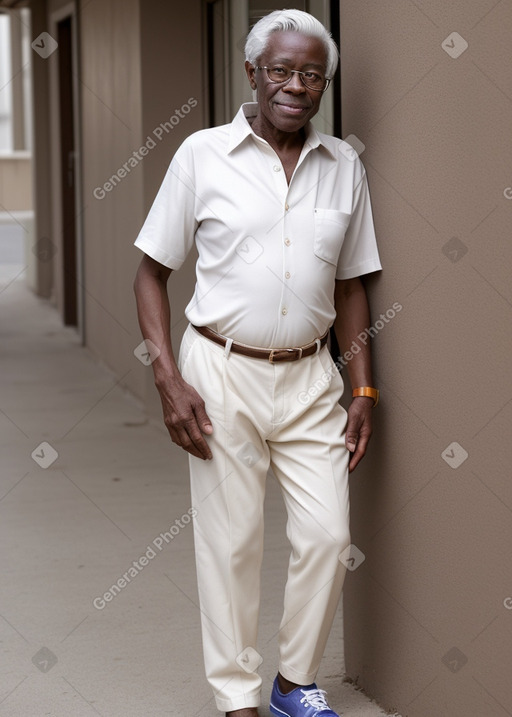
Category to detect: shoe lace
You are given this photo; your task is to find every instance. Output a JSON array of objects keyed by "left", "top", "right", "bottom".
[{"left": 299, "top": 687, "right": 330, "bottom": 710}]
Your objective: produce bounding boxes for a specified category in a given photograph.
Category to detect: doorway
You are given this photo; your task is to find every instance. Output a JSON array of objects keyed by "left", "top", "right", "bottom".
[{"left": 56, "top": 15, "right": 77, "bottom": 326}]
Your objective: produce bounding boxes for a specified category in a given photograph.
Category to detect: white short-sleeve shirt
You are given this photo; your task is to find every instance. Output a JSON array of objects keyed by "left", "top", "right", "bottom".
[{"left": 135, "top": 103, "right": 382, "bottom": 348}]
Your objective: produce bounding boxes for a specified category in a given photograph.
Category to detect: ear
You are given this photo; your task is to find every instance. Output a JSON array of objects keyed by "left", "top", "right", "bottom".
[{"left": 245, "top": 61, "right": 257, "bottom": 91}]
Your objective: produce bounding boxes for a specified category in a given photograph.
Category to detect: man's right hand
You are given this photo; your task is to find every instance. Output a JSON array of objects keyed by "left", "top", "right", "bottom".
[
  {"left": 133, "top": 255, "right": 213, "bottom": 460},
  {"left": 156, "top": 374, "right": 213, "bottom": 460}
]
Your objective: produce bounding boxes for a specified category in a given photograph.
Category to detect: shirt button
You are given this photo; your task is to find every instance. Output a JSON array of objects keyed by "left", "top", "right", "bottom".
[
  {"left": 273, "top": 165, "right": 281, "bottom": 172},
  {"left": 284, "top": 238, "right": 291, "bottom": 246},
  {"left": 285, "top": 203, "right": 290, "bottom": 211},
  {"left": 285, "top": 271, "right": 291, "bottom": 279},
  {"left": 282, "top": 308, "right": 288, "bottom": 315}
]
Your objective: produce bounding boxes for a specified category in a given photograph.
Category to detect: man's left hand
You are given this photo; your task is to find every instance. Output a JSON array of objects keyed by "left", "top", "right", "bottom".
[{"left": 346, "top": 396, "right": 374, "bottom": 472}]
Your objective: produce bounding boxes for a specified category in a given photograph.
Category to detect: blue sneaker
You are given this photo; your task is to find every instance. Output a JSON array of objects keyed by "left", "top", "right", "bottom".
[{"left": 270, "top": 677, "right": 340, "bottom": 716}]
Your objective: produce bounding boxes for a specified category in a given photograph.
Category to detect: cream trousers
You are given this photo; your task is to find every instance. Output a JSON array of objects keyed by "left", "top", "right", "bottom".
[{"left": 178, "top": 324, "right": 351, "bottom": 712}]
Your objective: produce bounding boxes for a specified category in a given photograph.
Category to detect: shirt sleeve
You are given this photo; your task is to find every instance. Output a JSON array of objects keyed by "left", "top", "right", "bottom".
[
  {"left": 335, "top": 167, "right": 382, "bottom": 280},
  {"left": 134, "top": 140, "right": 198, "bottom": 270}
]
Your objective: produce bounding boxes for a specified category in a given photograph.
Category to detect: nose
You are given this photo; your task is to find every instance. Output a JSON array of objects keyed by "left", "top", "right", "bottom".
[{"left": 283, "top": 71, "right": 305, "bottom": 93}]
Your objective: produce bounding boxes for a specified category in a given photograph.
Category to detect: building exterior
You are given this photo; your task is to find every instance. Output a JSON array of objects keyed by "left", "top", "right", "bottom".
[{"left": 1, "top": 1, "right": 511, "bottom": 715}]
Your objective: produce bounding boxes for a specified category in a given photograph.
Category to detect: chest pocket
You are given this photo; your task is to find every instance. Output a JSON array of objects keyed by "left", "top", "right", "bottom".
[{"left": 313, "top": 209, "right": 351, "bottom": 266}]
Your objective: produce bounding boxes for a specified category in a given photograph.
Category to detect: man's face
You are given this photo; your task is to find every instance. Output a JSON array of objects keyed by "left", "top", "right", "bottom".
[{"left": 245, "top": 31, "right": 328, "bottom": 134}]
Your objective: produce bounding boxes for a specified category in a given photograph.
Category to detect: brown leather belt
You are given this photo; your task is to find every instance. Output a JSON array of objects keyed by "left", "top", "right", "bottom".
[{"left": 192, "top": 325, "right": 328, "bottom": 363}]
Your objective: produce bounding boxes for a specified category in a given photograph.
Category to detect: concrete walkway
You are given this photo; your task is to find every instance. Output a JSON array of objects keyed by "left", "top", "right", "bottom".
[{"left": 0, "top": 256, "right": 388, "bottom": 714}]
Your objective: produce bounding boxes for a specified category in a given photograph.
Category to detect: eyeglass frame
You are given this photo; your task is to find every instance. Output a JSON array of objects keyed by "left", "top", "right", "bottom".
[{"left": 255, "top": 65, "right": 331, "bottom": 93}]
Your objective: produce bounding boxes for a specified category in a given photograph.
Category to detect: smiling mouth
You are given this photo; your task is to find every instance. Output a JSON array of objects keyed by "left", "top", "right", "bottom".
[{"left": 275, "top": 102, "right": 308, "bottom": 113}]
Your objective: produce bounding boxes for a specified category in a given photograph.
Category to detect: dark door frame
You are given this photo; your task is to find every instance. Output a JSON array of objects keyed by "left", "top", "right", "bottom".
[
  {"left": 57, "top": 15, "right": 77, "bottom": 326},
  {"left": 51, "top": 1, "right": 84, "bottom": 339}
]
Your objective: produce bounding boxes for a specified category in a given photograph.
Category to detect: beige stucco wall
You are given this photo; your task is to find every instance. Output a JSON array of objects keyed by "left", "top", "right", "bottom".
[
  {"left": 79, "top": 0, "right": 204, "bottom": 405},
  {"left": 340, "top": 2, "right": 512, "bottom": 715},
  {"left": 79, "top": 0, "right": 145, "bottom": 397},
  {"left": 0, "top": 153, "right": 32, "bottom": 210},
  {"left": 138, "top": 0, "right": 205, "bottom": 417}
]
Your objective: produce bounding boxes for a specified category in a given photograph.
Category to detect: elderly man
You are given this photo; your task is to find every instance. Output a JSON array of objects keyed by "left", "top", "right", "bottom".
[{"left": 134, "top": 9, "right": 381, "bottom": 717}]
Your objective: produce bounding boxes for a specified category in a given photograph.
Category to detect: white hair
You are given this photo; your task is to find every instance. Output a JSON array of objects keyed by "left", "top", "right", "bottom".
[{"left": 245, "top": 9, "right": 339, "bottom": 79}]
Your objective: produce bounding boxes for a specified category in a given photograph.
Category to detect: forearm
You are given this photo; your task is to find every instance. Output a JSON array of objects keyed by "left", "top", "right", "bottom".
[
  {"left": 133, "top": 256, "right": 179, "bottom": 385},
  {"left": 333, "top": 277, "right": 376, "bottom": 469},
  {"left": 333, "top": 277, "right": 374, "bottom": 391},
  {"left": 133, "top": 254, "right": 213, "bottom": 460}
]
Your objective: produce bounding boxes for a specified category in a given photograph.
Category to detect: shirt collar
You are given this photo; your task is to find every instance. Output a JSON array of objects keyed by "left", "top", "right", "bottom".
[{"left": 227, "top": 102, "right": 336, "bottom": 159}]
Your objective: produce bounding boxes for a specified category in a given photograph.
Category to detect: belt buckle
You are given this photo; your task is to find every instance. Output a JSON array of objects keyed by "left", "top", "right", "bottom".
[{"left": 268, "top": 347, "right": 303, "bottom": 363}]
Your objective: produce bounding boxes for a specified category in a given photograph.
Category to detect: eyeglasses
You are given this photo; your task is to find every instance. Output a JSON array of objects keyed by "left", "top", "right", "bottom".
[{"left": 255, "top": 66, "right": 331, "bottom": 92}]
